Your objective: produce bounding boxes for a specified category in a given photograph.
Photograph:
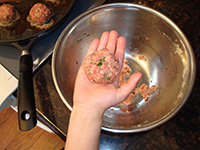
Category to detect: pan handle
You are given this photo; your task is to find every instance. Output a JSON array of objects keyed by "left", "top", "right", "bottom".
[{"left": 17, "top": 50, "right": 37, "bottom": 131}]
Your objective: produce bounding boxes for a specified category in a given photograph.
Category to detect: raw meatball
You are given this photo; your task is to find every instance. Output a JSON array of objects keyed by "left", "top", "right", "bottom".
[
  {"left": 0, "top": 4, "right": 20, "bottom": 26},
  {"left": 83, "top": 48, "right": 120, "bottom": 84},
  {"left": 29, "top": 3, "right": 51, "bottom": 25}
]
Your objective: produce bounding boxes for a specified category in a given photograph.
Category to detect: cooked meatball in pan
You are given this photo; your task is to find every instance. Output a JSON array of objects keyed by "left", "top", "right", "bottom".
[
  {"left": 0, "top": 3, "right": 20, "bottom": 27},
  {"left": 83, "top": 48, "right": 120, "bottom": 84},
  {"left": 27, "top": 3, "right": 54, "bottom": 29}
]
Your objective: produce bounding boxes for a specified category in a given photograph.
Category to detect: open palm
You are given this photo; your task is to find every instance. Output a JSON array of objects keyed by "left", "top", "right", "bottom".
[{"left": 73, "top": 30, "right": 142, "bottom": 113}]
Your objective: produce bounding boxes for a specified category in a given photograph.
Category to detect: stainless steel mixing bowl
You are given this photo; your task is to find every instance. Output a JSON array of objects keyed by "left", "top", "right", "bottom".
[{"left": 52, "top": 3, "right": 196, "bottom": 133}]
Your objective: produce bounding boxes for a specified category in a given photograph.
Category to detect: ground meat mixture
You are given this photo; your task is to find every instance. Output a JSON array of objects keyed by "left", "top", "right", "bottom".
[
  {"left": 133, "top": 84, "right": 158, "bottom": 101},
  {"left": 119, "top": 84, "right": 158, "bottom": 112},
  {"left": 0, "top": 4, "right": 20, "bottom": 27},
  {"left": 119, "top": 58, "right": 132, "bottom": 86},
  {"left": 119, "top": 59, "right": 158, "bottom": 106},
  {"left": 138, "top": 55, "right": 147, "bottom": 61},
  {"left": 27, "top": 3, "right": 54, "bottom": 29},
  {"left": 83, "top": 48, "right": 120, "bottom": 84}
]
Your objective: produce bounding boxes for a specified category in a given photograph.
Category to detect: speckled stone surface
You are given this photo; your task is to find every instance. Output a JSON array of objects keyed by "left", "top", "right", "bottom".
[{"left": 33, "top": 0, "right": 200, "bottom": 149}]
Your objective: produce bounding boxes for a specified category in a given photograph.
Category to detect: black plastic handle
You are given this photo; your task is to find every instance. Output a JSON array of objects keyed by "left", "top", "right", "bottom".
[{"left": 18, "top": 51, "right": 37, "bottom": 131}]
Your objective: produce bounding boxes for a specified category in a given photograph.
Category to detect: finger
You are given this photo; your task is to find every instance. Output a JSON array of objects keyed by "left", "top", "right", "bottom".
[
  {"left": 97, "top": 31, "right": 109, "bottom": 50},
  {"left": 115, "top": 36, "right": 126, "bottom": 67},
  {"left": 85, "top": 38, "right": 100, "bottom": 57},
  {"left": 117, "top": 72, "right": 143, "bottom": 102},
  {"left": 106, "top": 30, "right": 119, "bottom": 53}
]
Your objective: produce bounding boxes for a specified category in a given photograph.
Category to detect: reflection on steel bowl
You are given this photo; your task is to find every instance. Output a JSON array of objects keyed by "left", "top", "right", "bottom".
[{"left": 52, "top": 3, "right": 196, "bottom": 133}]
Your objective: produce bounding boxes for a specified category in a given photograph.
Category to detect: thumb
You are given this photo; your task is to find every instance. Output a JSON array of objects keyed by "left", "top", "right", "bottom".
[{"left": 117, "top": 72, "right": 143, "bottom": 103}]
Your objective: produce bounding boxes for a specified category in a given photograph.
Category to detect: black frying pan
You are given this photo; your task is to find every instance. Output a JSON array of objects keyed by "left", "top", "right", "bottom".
[{"left": 0, "top": 0, "right": 75, "bottom": 131}]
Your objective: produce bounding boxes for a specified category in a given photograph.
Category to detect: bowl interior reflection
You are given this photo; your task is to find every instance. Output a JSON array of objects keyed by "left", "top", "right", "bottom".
[{"left": 52, "top": 3, "right": 195, "bottom": 133}]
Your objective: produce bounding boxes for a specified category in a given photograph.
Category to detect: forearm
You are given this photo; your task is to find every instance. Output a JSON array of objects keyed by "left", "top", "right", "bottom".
[{"left": 65, "top": 105, "right": 104, "bottom": 150}]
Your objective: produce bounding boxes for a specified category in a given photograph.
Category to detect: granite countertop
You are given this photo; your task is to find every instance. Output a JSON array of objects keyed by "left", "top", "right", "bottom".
[{"left": 33, "top": 0, "right": 200, "bottom": 149}]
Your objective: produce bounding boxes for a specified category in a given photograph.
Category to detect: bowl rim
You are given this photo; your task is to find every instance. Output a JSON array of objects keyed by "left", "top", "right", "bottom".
[{"left": 52, "top": 3, "right": 196, "bottom": 133}]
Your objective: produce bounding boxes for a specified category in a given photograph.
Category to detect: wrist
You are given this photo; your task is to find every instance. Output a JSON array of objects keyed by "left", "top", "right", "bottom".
[
  {"left": 66, "top": 104, "right": 104, "bottom": 150},
  {"left": 71, "top": 104, "right": 104, "bottom": 121}
]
